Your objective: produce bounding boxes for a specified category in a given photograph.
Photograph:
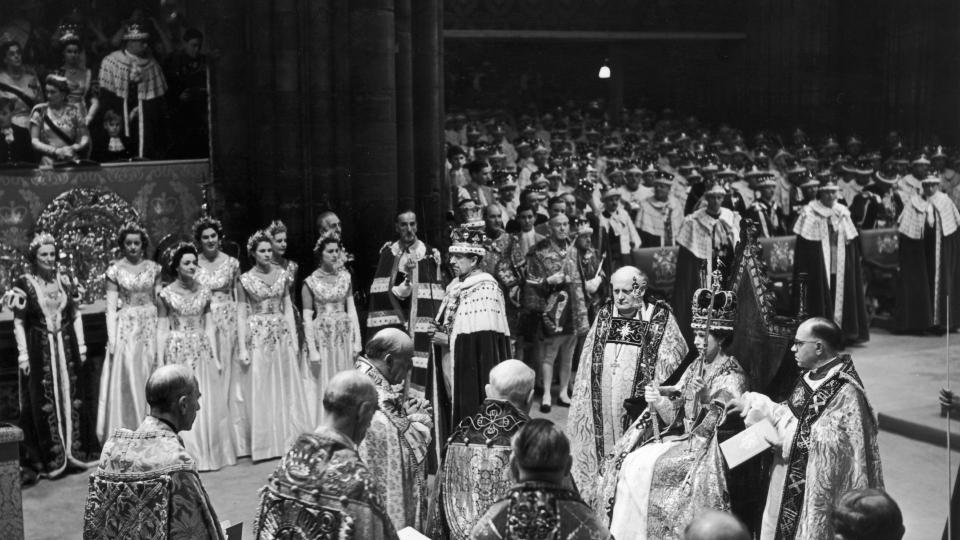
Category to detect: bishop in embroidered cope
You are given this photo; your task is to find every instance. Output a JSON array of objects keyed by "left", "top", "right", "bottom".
[
  {"left": 566, "top": 267, "right": 687, "bottom": 513},
  {"left": 356, "top": 331, "right": 434, "bottom": 532},
  {"left": 729, "top": 319, "right": 883, "bottom": 540}
]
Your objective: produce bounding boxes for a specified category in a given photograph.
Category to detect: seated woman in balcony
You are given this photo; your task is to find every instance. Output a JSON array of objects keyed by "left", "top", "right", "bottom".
[{"left": 29, "top": 72, "right": 89, "bottom": 166}]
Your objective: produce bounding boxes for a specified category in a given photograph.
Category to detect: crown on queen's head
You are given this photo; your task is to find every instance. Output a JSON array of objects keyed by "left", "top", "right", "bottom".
[
  {"left": 449, "top": 224, "right": 487, "bottom": 256},
  {"left": 691, "top": 287, "right": 737, "bottom": 332}
]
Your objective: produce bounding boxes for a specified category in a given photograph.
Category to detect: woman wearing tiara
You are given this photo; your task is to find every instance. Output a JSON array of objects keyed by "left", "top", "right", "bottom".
[
  {"left": 96, "top": 222, "right": 161, "bottom": 442},
  {"left": 6, "top": 232, "right": 99, "bottom": 482},
  {"left": 266, "top": 219, "right": 303, "bottom": 346},
  {"left": 301, "top": 234, "right": 362, "bottom": 424},
  {"left": 157, "top": 242, "right": 236, "bottom": 471},
  {"left": 239, "top": 230, "right": 310, "bottom": 459},
  {"left": 29, "top": 71, "right": 89, "bottom": 165},
  {"left": 193, "top": 216, "right": 248, "bottom": 456}
]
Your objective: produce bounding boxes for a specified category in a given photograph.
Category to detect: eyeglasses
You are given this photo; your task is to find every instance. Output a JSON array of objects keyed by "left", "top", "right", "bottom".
[{"left": 791, "top": 339, "right": 820, "bottom": 349}]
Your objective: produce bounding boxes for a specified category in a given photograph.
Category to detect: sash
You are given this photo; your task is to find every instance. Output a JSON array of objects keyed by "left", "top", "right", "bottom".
[
  {"left": 43, "top": 108, "right": 76, "bottom": 146},
  {"left": 588, "top": 302, "right": 670, "bottom": 464},
  {"left": 0, "top": 81, "right": 36, "bottom": 108},
  {"left": 775, "top": 359, "right": 859, "bottom": 539}
]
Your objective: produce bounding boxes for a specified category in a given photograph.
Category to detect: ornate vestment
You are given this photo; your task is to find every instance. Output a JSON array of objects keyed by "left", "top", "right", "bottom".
[
  {"left": 470, "top": 481, "right": 613, "bottom": 540},
  {"left": 741, "top": 356, "right": 883, "bottom": 540},
  {"left": 83, "top": 416, "right": 224, "bottom": 540},
  {"left": 357, "top": 358, "right": 433, "bottom": 531},
  {"left": 254, "top": 426, "right": 397, "bottom": 540},
  {"left": 367, "top": 239, "right": 445, "bottom": 399},
  {"left": 895, "top": 192, "right": 960, "bottom": 331},
  {"left": 606, "top": 353, "right": 749, "bottom": 539},
  {"left": 566, "top": 302, "right": 687, "bottom": 511},
  {"left": 427, "top": 399, "right": 529, "bottom": 540}
]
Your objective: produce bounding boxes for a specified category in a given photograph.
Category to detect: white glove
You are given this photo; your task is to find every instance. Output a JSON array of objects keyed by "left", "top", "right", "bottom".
[
  {"left": 546, "top": 272, "right": 566, "bottom": 285},
  {"left": 644, "top": 384, "right": 661, "bottom": 404},
  {"left": 391, "top": 280, "right": 412, "bottom": 299},
  {"left": 585, "top": 276, "right": 602, "bottom": 294}
]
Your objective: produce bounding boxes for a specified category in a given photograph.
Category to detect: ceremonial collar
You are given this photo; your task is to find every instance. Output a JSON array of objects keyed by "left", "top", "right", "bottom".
[
  {"left": 389, "top": 239, "right": 427, "bottom": 259},
  {"left": 614, "top": 303, "right": 654, "bottom": 321},
  {"left": 809, "top": 200, "right": 848, "bottom": 219},
  {"left": 805, "top": 354, "right": 848, "bottom": 382},
  {"left": 313, "top": 425, "right": 359, "bottom": 452},
  {"left": 146, "top": 415, "right": 178, "bottom": 434}
]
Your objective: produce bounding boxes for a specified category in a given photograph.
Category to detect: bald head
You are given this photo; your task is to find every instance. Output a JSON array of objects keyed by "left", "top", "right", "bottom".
[
  {"left": 323, "top": 370, "right": 377, "bottom": 417},
  {"left": 145, "top": 364, "right": 196, "bottom": 413},
  {"left": 365, "top": 328, "right": 414, "bottom": 384},
  {"left": 683, "top": 511, "right": 750, "bottom": 540},
  {"left": 487, "top": 360, "right": 535, "bottom": 411},
  {"left": 366, "top": 328, "right": 413, "bottom": 360},
  {"left": 610, "top": 265, "right": 645, "bottom": 288}
]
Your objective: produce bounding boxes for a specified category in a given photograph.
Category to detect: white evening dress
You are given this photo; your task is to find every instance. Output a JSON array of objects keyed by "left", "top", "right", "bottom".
[
  {"left": 196, "top": 255, "right": 248, "bottom": 456},
  {"left": 159, "top": 285, "right": 236, "bottom": 471},
  {"left": 302, "top": 268, "right": 357, "bottom": 425},
  {"left": 96, "top": 261, "right": 161, "bottom": 441},
  {"left": 240, "top": 271, "right": 311, "bottom": 460}
]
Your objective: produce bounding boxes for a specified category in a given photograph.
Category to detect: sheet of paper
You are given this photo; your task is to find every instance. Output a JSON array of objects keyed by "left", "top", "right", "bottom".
[
  {"left": 398, "top": 527, "right": 430, "bottom": 540},
  {"left": 720, "top": 418, "right": 777, "bottom": 469}
]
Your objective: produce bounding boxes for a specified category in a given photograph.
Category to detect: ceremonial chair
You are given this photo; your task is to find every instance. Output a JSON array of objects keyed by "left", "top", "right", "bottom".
[
  {"left": 254, "top": 488, "right": 357, "bottom": 540},
  {"left": 757, "top": 235, "right": 796, "bottom": 314},
  {"left": 84, "top": 468, "right": 224, "bottom": 540},
  {"left": 858, "top": 228, "right": 899, "bottom": 328},
  {"left": 628, "top": 246, "right": 679, "bottom": 299},
  {"left": 436, "top": 439, "right": 514, "bottom": 539}
]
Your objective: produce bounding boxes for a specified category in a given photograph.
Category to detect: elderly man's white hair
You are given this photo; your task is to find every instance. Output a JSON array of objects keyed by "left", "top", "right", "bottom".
[
  {"left": 145, "top": 364, "right": 195, "bottom": 413},
  {"left": 610, "top": 265, "right": 647, "bottom": 288},
  {"left": 487, "top": 359, "right": 535, "bottom": 408},
  {"left": 322, "top": 370, "right": 378, "bottom": 416}
]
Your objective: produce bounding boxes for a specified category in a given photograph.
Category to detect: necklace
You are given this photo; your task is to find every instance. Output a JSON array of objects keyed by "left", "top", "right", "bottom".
[{"left": 318, "top": 265, "right": 337, "bottom": 277}]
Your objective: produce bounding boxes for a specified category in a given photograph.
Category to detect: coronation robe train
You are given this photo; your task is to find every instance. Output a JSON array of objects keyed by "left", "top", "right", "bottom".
[
  {"left": 894, "top": 191, "right": 960, "bottom": 332},
  {"left": 566, "top": 301, "right": 687, "bottom": 511},
  {"left": 434, "top": 271, "right": 511, "bottom": 442},
  {"left": 357, "top": 357, "right": 433, "bottom": 531},
  {"left": 367, "top": 239, "right": 445, "bottom": 399},
  {"left": 84, "top": 416, "right": 224, "bottom": 540},
  {"left": 254, "top": 426, "right": 398, "bottom": 540},
  {"left": 671, "top": 208, "right": 740, "bottom": 351},
  {"left": 791, "top": 201, "right": 870, "bottom": 343},
  {"left": 739, "top": 356, "right": 883, "bottom": 540},
  {"left": 426, "top": 399, "right": 529, "bottom": 540},
  {"left": 12, "top": 273, "right": 100, "bottom": 478},
  {"left": 606, "top": 352, "right": 748, "bottom": 539}
]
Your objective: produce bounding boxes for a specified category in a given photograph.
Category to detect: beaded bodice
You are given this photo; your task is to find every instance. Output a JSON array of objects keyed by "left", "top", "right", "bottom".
[
  {"left": 305, "top": 269, "right": 350, "bottom": 313},
  {"left": 106, "top": 261, "right": 160, "bottom": 307},
  {"left": 195, "top": 255, "right": 239, "bottom": 296},
  {"left": 160, "top": 286, "right": 210, "bottom": 331},
  {"left": 240, "top": 271, "right": 288, "bottom": 315}
]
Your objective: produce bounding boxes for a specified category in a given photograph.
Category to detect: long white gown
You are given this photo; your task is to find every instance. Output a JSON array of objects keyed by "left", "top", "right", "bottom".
[
  {"left": 159, "top": 286, "right": 236, "bottom": 471},
  {"left": 96, "top": 261, "right": 160, "bottom": 441},
  {"left": 302, "top": 268, "right": 357, "bottom": 425},
  {"left": 240, "top": 271, "right": 311, "bottom": 460},
  {"left": 195, "top": 256, "right": 246, "bottom": 456}
]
